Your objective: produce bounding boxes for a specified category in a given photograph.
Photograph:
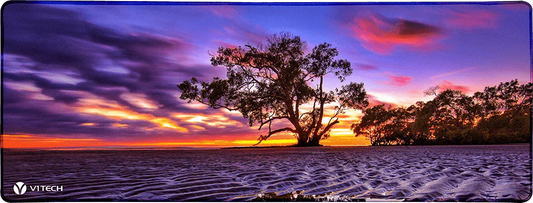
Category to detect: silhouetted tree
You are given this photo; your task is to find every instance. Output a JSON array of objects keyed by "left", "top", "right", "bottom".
[
  {"left": 385, "top": 107, "right": 415, "bottom": 145},
  {"left": 353, "top": 79, "right": 532, "bottom": 145},
  {"left": 430, "top": 90, "right": 481, "bottom": 144},
  {"left": 409, "top": 101, "right": 434, "bottom": 144},
  {"left": 351, "top": 104, "right": 393, "bottom": 146},
  {"left": 473, "top": 80, "right": 532, "bottom": 143},
  {"left": 178, "top": 33, "right": 368, "bottom": 146}
]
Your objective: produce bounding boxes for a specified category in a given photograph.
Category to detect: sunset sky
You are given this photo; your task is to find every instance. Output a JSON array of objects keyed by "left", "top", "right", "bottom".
[{"left": 2, "top": 2, "right": 531, "bottom": 148}]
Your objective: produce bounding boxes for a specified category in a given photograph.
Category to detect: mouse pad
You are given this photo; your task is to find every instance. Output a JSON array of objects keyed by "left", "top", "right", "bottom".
[{"left": 1, "top": 1, "right": 531, "bottom": 201}]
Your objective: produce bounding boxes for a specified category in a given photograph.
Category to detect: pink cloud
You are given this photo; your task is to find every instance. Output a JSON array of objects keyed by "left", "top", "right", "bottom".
[
  {"left": 386, "top": 75, "right": 412, "bottom": 86},
  {"left": 445, "top": 10, "right": 498, "bottom": 29},
  {"left": 349, "top": 14, "right": 443, "bottom": 54},
  {"left": 438, "top": 80, "right": 471, "bottom": 93}
]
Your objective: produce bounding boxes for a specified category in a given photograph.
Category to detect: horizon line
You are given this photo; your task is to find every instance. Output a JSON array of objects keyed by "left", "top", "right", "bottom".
[{"left": 1, "top": 144, "right": 376, "bottom": 150}]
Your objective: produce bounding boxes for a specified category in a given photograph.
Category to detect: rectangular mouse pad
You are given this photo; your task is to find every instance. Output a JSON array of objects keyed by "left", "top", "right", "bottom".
[{"left": 1, "top": 1, "right": 531, "bottom": 202}]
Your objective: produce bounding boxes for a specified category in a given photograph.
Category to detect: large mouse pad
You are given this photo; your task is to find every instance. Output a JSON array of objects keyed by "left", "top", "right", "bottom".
[{"left": 1, "top": 1, "right": 531, "bottom": 202}]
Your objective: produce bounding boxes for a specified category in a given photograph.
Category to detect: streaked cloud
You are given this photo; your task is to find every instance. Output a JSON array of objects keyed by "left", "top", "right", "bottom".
[
  {"left": 181, "top": 101, "right": 210, "bottom": 110},
  {"left": 431, "top": 67, "right": 476, "bottom": 80},
  {"left": 174, "top": 113, "right": 244, "bottom": 129},
  {"left": 4, "top": 81, "right": 54, "bottom": 101},
  {"left": 76, "top": 97, "right": 188, "bottom": 132},
  {"left": 120, "top": 93, "right": 159, "bottom": 109},
  {"left": 112, "top": 123, "right": 129, "bottom": 128},
  {"left": 330, "top": 128, "right": 355, "bottom": 137}
]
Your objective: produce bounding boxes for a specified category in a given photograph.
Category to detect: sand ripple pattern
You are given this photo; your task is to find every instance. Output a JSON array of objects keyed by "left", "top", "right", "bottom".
[{"left": 3, "top": 145, "right": 531, "bottom": 201}]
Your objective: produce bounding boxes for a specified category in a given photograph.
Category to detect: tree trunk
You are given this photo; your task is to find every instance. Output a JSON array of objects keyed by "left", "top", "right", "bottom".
[
  {"left": 295, "top": 132, "right": 323, "bottom": 146},
  {"left": 307, "top": 137, "right": 321, "bottom": 146},
  {"left": 297, "top": 132, "right": 309, "bottom": 146}
]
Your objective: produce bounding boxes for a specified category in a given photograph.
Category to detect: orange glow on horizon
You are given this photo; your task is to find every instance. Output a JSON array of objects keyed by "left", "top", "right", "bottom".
[
  {"left": 2, "top": 133, "right": 371, "bottom": 149},
  {"left": 3, "top": 94, "right": 371, "bottom": 149},
  {"left": 3, "top": 134, "right": 105, "bottom": 149},
  {"left": 231, "top": 139, "right": 296, "bottom": 145}
]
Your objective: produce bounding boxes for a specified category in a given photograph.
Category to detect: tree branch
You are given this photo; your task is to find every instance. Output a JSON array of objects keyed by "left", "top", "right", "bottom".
[
  {"left": 254, "top": 127, "right": 297, "bottom": 146},
  {"left": 258, "top": 116, "right": 289, "bottom": 130},
  {"left": 306, "top": 88, "right": 319, "bottom": 135},
  {"left": 194, "top": 100, "right": 239, "bottom": 111},
  {"left": 312, "top": 75, "right": 325, "bottom": 137},
  {"left": 326, "top": 106, "right": 343, "bottom": 127},
  {"left": 319, "top": 118, "right": 340, "bottom": 138}
]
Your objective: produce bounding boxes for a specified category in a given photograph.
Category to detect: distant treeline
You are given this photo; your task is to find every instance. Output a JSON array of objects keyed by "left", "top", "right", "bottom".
[{"left": 352, "top": 80, "right": 532, "bottom": 146}]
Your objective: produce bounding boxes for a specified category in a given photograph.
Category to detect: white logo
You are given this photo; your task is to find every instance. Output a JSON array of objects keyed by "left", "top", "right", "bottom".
[
  {"left": 13, "top": 182, "right": 27, "bottom": 195},
  {"left": 12, "top": 182, "right": 64, "bottom": 195}
]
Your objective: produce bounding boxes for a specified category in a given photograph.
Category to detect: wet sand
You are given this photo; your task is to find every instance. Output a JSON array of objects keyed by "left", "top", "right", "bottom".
[{"left": 2, "top": 144, "right": 531, "bottom": 201}]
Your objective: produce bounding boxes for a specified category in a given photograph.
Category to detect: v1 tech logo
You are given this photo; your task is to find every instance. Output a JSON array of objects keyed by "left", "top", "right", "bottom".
[
  {"left": 13, "top": 182, "right": 27, "bottom": 195},
  {"left": 12, "top": 181, "right": 64, "bottom": 195}
]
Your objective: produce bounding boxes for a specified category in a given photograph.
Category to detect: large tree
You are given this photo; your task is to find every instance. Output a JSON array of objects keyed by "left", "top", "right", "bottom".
[{"left": 178, "top": 33, "right": 368, "bottom": 146}]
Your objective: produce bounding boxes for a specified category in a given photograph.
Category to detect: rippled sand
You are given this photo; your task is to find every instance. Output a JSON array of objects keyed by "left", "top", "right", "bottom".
[{"left": 2, "top": 144, "right": 531, "bottom": 201}]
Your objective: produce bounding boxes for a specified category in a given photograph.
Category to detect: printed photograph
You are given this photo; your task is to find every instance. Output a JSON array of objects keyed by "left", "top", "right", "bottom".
[{"left": 1, "top": 1, "right": 531, "bottom": 201}]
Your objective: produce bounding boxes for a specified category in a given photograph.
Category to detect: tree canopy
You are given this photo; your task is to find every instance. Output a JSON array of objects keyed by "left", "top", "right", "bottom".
[
  {"left": 352, "top": 79, "right": 532, "bottom": 145},
  {"left": 178, "top": 33, "right": 368, "bottom": 146}
]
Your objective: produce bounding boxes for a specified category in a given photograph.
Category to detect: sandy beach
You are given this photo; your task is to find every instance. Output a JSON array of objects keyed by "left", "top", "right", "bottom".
[{"left": 2, "top": 144, "right": 531, "bottom": 201}]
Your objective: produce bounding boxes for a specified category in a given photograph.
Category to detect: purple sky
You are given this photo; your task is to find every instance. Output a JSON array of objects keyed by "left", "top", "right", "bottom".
[{"left": 2, "top": 2, "right": 531, "bottom": 147}]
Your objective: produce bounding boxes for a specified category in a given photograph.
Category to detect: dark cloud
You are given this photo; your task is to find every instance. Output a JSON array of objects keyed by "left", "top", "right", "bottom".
[
  {"left": 3, "top": 86, "right": 28, "bottom": 105},
  {"left": 2, "top": 4, "right": 230, "bottom": 140},
  {"left": 397, "top": 19, "right": 441, "bottom": 35},
  {"left": 4, "top": 72, "right": 81, "bottom": 104},
  {"left": 1, "top": 3, "right": 288, "bottom": 145},
  {"left": 2, "top": 87, "right": 182, "bottom": 139},
  {"left": 3, "top": 4, "right": 96, "bottom": 68},
  {"left": 3, "top": 3, "right": 196, "bottom": 83},
  {"left": 3, "top": 100, "right": 96, "bottom": 135},
  {"left": 334, "top": 9, "right": 444, "bottom": 54}
]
